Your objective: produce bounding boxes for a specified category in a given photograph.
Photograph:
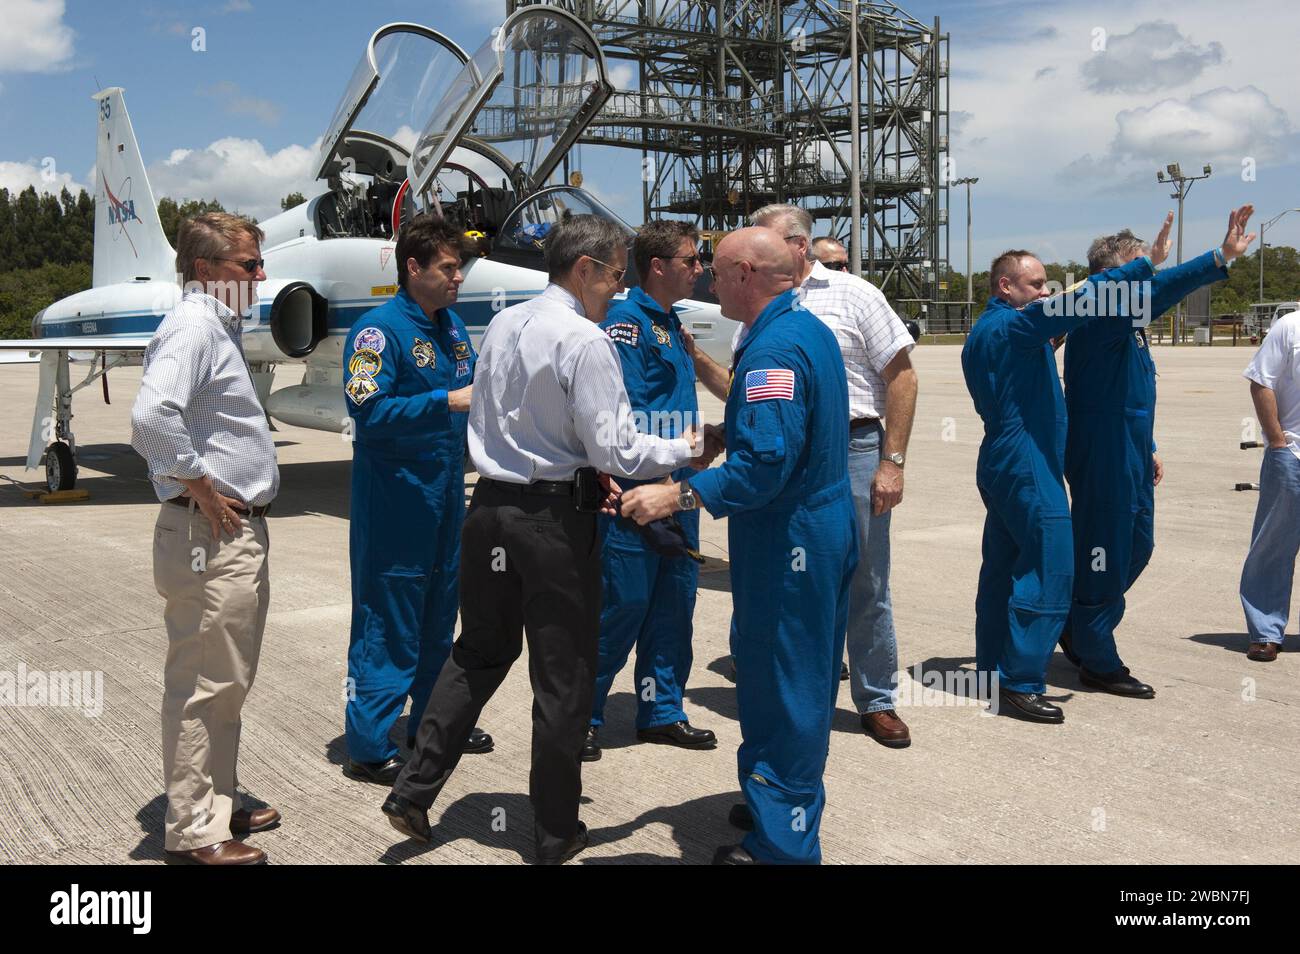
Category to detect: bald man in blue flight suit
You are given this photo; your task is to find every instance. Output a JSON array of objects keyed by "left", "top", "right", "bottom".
[
  {"left": 581, "top": 220, "right": 717, "bottom": 762},
  {"left": 343, "top": 216, "right": 491, "bottom": 785},
  {"left": 623, "top": 227, "right": 857, "bottom": 865},
  {"left": 1061, "top": 207, "right": 1256, "bottom": 697}
]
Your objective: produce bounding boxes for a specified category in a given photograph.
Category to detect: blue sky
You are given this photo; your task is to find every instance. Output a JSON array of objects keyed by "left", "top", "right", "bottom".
[{"left": 3, "top": 0, "right": 1299, "bottom": 276}]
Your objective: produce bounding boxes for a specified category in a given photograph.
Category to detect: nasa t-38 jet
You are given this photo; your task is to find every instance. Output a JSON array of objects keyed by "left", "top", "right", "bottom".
[{"left": 0, "top": 8, "right": 736, "bottom": 492}]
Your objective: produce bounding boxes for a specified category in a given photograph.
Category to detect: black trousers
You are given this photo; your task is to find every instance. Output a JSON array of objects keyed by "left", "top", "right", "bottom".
[{"left": 393, "top": 478, "right": 602, "bottom": 857}]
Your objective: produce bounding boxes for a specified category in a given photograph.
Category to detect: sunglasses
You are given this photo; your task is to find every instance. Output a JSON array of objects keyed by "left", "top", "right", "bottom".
[
  {"left": 213, "top": 257, "right": 265, "bottom": 274},
  {"left": 585, "top": 255, "right": 627, "bottom": 283},
  {"left": 660, "top": 253, "right": 704, "bottom": 268},
  {"left": 823, "top": 260, "right": 849, "bottom": 271}
]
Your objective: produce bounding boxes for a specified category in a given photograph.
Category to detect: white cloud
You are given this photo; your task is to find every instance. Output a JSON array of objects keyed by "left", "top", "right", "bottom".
[
  {"left": 0, "top": 0, "right": 74, "bottom": 73},
  {"left": 146, "top": 137, "right": 322, "bottom": 220},
  {"left": 1081, "top": 21, "right": 1224, "bottom": 94},
  {"left": 1113, "top": 86, "right": 1291, "bottom": 163},
  {"left": 607, "top": 63, "right": 637, "bottom": 91},
  {"left": 0, "top": 158, "right": 86, "bottom": 196}
]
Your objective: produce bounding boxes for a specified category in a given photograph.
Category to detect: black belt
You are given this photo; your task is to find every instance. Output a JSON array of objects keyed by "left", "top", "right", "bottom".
[
  {"left": 479, "top": 476, "right": 574, "bottom": 497},
  {"left": 166, "top": 496, "right": 271, "bottom": 518},
  {"left": 850, "top": 417, "right": 882, "bottom": 432}
]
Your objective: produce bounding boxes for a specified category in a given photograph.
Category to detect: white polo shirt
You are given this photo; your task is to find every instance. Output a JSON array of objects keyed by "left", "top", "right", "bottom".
[{"left": 1244, "top": 311, "right": 1300, "bottom": 460}]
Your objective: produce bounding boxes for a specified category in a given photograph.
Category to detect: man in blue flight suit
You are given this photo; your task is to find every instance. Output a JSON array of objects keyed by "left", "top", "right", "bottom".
[
  {"left": 1061, "top": 207, "right": 1256, "bottom": 697},
  {"left": 343, "top": 215, "right": 491, "bottom": 784},
  {"left": 623, "top": 228, "right": 857, "bottom": 865},
  {"left": 581, "top": 220, "right": 717, "bottom": 762},
  {"left": 961, "top": 220, "right": 1173, "bottom": 724}
]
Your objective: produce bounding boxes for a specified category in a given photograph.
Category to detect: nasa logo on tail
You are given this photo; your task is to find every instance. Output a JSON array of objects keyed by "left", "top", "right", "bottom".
[{"left": 101, "top": 173, "right": 140, "bottom": 255}]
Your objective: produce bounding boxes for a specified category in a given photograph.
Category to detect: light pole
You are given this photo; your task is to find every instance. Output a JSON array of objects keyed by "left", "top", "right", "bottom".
[
  {"left": 1155, "top": 162, "right": 1212, "bottom": 345},
  {"left": 1259, "top": 208, "right": 1300, "bottom": 304},
  {"left": 953, "top": 176, "right": 978, "bottom": 332}
]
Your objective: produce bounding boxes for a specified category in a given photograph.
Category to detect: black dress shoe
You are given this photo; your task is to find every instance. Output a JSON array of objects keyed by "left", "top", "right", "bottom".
[
  {"left": 536, "top": 821, "right": 589, "bottom": 865},
  {"left": 580, "top": 725, "right": 601, "bottom": 762},
  {"left": 840, "top": 661, "right": 850, "bottom": 681},
  {"left": 1079, "top": 666, "right": 1155, "bottom": 699},
  {"left": 996, "top": 688, "right": 1065, "bottom": 724},
  {"left": 1058, "top": 625, "right": 1081, "bottom": 667},
  {"left": 381, "top": 793, "right": 430, "bottom": 843},
  {"left": 345, "top": 755, "right": 405, "bottom": 785},
  {"left": 727, "top": 802, "right": 754, "bottom": 831},
  {"left": 636, "top": 721, "right": 717, "bottom": 749},
  {"left": 405, "top": 727, "right": 494, "bottom": 755},
  {"left": 713, "top": 843, "right": 760, "bottom": 865}
]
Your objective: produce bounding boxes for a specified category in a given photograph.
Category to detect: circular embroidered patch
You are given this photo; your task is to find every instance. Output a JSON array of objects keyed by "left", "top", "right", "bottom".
[
  {"left": 348, "top": 348, "right": 382, "bottom": 377},
  {"left": 353, "top": 326, "right": 386, "bottom": 354}
]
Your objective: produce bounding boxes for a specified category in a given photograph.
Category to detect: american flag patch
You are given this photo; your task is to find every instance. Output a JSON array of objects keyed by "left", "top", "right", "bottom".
[{"left": 745, "top": 368, "right": 795, "bottom": 402}]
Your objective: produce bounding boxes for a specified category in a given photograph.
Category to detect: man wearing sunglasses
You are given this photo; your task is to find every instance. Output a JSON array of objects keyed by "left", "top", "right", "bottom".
[
  {"left": 811, "top": 236, "right": 850, "bottom": 272},
  {"left": 132, "top": 213, "right": 279, "bottom": 864},
  {"left": 753, "top": 204, "right": 919, "bottom": 750},
  {"left": 342, "top": 215, "right": 492, "bottom": 787},
  {"left": 581, "top": 220, "right": 718, "bottom": 764}
]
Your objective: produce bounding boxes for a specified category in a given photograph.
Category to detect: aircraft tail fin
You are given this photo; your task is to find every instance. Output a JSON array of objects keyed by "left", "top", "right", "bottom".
[{"left": 91, "top": 87, "right": 175, "bottom": 287}]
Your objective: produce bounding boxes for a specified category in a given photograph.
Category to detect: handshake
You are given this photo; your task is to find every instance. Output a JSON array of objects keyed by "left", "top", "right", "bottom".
[
  {"left": 683, "top": 422, "right": 726, "bottom": 471},
  {"left": 602, "top": 423, "right": 727, "bottom": 525}
]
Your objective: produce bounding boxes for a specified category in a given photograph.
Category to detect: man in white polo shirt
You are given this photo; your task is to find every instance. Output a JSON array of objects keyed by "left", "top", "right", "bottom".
[{"left": 1240, "top": 309, "right": 1300, "bottom": 662}]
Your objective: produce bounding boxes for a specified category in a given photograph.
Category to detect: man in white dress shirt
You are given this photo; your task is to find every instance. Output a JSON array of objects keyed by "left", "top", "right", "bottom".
[
  {"left": 383, "top": 215, "right": 699, "bottom": 864},
  {"left": 131, "top": 212, "right": 280, "bottom": 865}
]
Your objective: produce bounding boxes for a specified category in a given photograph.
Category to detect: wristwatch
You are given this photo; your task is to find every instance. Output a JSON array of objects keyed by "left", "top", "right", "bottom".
[
  {"left": 884, "top": 452, "right": 905, "bottom": 469},
  {"left": 677, "top": 481, "right": 698, "bottom": 511}
]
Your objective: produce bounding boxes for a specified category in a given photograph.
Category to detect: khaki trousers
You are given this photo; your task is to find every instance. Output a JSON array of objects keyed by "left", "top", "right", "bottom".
[{"left": 152, "top": 502, "right": 270, "bottom": 852}]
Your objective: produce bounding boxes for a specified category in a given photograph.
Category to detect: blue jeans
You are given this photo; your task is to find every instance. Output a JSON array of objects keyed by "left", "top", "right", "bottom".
[
  {"left": 846, "top": 425, "right": 900, "bottom": 713},
  {"left": 1240, "top": 447, "right": 1300, "bottom": 643}
]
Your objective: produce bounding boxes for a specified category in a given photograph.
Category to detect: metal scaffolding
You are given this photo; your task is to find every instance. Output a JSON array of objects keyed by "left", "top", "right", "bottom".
[{"left": 508, "top": 0, "right": 949, "bottom": 316}]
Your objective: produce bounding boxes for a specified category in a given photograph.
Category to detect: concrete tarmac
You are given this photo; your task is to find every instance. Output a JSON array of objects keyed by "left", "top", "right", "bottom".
[{"left": 0, "top": 343, "right": 1296, "bottom": 864}]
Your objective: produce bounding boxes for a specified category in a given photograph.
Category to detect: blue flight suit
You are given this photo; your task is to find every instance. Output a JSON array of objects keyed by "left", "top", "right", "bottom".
[
  {"left": 592, "top": 287, "right": 701, "bottom": 730},
  {"left": 343, "top": 289, "right": 475, "bottom": 764},
  {"left": 1063, "top": 250, "right": 1228, "bottom": 671},
  {"left": 961, "top": 256, "right": 1154, "bottom": 694},
  {"left": 690, "top": 290, "right": 857, "bottom": 865}
]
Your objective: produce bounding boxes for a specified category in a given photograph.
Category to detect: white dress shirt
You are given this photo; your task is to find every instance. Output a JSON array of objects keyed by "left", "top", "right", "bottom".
[
  {"left": 1244, "top": 311, "right": 1300, "bottom": 460},
  {"left": 730, "top": 261, "right": 913, "bottom": 419},
  {"left": 131, "top": 291, "right": 280, "bottom": 506},
  {"left": 468, "top": 283, "right": 693, "bottom": 482}
]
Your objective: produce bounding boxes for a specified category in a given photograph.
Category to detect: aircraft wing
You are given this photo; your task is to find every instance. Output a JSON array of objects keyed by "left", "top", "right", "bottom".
[{"left": 0, "top": 337, "right": 151, "bottom": 351}]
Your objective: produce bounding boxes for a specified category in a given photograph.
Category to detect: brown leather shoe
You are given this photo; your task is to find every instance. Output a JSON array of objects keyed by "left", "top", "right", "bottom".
[
  {"left": 861, "top": 709, "right": 911, "bottom": 748},
  {"left": 1248, "top": 641, "right": 1280, "bottom": 662},
  {"left": 230, "top": 806, "right": 281, "bottom": 834},
  {"left": 167, "top": 840, "right": 266, "bottom": 865}
]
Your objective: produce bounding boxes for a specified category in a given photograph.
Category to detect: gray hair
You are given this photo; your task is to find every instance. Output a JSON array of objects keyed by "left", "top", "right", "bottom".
[
  {"left": 751, "top": 203, "right": 815, "bottom": 260},
  {"left": 175, "top": 212, "right": 264, "bottom": 286},
  {"left": 1087, "top": 229, "right": 1149, "bottom": 274},
  {"left": 545, "top": 214, "right": 630, "bottom": 281}
]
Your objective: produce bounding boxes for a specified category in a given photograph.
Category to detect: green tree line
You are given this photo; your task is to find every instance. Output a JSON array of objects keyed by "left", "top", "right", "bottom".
[{"left": 0, "top": 187, "right": 302, "bottom": 339}]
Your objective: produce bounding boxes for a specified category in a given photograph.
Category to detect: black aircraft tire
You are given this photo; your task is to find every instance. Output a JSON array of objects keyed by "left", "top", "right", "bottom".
[{"left": 45, "top": 442, "right": 77, "bottom": 493}]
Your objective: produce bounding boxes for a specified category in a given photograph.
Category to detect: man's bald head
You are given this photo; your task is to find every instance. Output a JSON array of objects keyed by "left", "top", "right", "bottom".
[{"left": 711, "top": 227, "right": 797, "bottom": 324}]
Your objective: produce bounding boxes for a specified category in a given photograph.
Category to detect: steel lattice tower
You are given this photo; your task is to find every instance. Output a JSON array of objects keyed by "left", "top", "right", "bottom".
[{"left": 510, "top": 0, "right": 950, "bottom": 316}]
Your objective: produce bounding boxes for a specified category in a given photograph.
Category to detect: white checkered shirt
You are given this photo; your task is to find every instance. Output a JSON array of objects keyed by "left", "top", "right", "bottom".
[
  {"left": 130, "top": 291, "right": 280, "bottom": 506},
  {"left": 732, "top": 261, "right": 913, "bottom": 420}
]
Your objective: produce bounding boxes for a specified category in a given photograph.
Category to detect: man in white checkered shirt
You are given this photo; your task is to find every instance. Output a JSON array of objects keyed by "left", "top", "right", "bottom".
[
  {"left": 695, "top": 204, "right": 920, "bottom": 747},
  {"left": 130, "top": 212, "right": 280, "bottom": 865}
]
